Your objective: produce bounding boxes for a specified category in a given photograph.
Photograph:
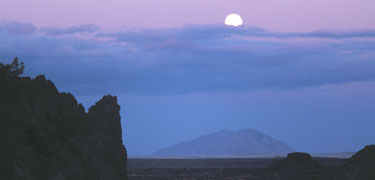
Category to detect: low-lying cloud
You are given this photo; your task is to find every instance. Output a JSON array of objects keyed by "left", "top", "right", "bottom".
[
  {"left": 0, "top": 21, "right": 36, "bottom": 35},
  {"left": 1, "top": 21, "right": 375, "bottom": 95},
  {"left": 40, "top": 24, "right": 100, "bottom": 36}
]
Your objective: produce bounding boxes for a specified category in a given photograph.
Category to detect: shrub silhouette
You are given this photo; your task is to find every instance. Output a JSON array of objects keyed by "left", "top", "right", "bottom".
[{"left": 0, "top": 57, "right": 25, "bottom": 79}]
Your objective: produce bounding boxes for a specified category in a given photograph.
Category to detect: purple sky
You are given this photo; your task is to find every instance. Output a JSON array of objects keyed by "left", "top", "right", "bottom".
[
  {"left": 1, "top": 0, "right": 375, "bottom": 31},
  {"left": 1, "top": 1, "right": 375, "bottom": 155}
]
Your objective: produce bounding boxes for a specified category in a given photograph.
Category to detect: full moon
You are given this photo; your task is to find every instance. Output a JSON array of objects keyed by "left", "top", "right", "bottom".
[{"left": 225, "top": 14, "right": 243, "bottom": 27}]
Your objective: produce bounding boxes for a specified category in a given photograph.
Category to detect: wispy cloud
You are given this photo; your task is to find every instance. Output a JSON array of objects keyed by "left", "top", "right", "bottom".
[
  {"left": 40, "top": 24, "right": 100, "bottom": 36},
  {"left": 0, "top": 21, "right": 37, "bottom": 35},
  {"left": 1, "top": 21, "right": 375, "bottom": 95}
]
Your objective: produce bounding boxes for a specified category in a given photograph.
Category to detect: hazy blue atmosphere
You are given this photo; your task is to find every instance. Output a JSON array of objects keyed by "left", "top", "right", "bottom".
[{"left": 1, "top": 20, "right": 374, "bottom": 155}]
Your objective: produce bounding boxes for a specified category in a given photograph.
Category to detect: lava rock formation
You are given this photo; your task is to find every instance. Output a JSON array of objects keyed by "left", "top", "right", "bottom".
[{"left": 0, "top": 59, "right": 127, "bottom": 180}]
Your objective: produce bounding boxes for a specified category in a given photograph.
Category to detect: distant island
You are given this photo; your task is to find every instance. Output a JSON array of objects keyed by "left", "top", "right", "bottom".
[{"left": 153, "top": 129, "right": 294, "bottom": 158}]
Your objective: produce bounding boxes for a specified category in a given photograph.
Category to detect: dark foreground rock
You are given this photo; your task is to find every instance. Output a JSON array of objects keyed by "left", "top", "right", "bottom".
[
  {"left": 332, "top": 145, "right": 375, "bottom": 180},
  {"left": 268, "top": 152, "right": 322, "bottom": 180},
  {"left": 128, "top": 146, "right": 375, "bottom": 180},
  {"left": 0, "top": 61, "right": 127, "bottom": 180}
]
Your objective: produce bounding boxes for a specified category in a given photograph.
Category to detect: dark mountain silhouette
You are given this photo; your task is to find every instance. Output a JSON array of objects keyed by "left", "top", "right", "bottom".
[
  {"left": 332, "top": 145, "right": 375, "bottom": 180},
  {"left": 153, "top": 129, "right": 294, "bottom": 157},
  {"left": 0, "top": 58, "right": 127, "bottom": 180}
]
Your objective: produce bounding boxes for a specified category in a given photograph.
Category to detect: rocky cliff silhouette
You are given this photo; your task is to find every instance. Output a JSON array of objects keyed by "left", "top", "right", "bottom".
[
  {"left": 0, "top": 59, "right": 127, "bottom": 180},
  {"left": 331, "top": 145, "right": 375, "bottom": 180}
]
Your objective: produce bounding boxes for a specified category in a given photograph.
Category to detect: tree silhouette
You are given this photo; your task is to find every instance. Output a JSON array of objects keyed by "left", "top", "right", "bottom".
[{"left": 0, "top": 57, "right": 25, "bottom": 79}]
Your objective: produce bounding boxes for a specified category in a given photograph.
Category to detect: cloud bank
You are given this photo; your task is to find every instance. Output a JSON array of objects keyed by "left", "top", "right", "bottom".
[
  {"left": 0, "top": 21, "right": 36, "bottom": 35},
  {"left": 40, "top": 24, "right": 100, "bottom": 36},
  {"left": 1, "top": 21, "right": 375, "bottom": 95}
]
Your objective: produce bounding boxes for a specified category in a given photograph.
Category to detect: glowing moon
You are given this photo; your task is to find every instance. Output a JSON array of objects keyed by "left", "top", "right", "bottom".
[{"left": 225, "top": 14, "right": 243, "bottom": 27}]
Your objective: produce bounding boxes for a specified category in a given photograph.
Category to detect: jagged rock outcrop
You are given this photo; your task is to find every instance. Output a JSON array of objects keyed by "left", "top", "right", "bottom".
[
  {"left": 0, "top": 65, "right": 127, "bottom": 179},
  {"left": 332, "top": 145, "right": 375, "bottom": 180}
]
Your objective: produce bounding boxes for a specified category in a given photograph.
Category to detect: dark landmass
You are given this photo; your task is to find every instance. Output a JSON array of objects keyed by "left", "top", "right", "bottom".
[
  {"left": 153, "top": 129, "right": 294, "bottom": 158},
  {"left": 331, "top": 145, "right": 375, "bottom": 180},
  {"left": 2, "top": 59, "right": 374, "bottom": 180},
  {"left": 0, "top": 59, "right": 128, "bottom": 179},
  {"left": 128, "top": 157, "right": 346, "bottom": 169},
  {"left": 129, "top": 145, "right": 375, "bottom": 180}
]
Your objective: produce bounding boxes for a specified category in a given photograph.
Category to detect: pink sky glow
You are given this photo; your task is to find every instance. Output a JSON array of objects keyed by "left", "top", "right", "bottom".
[{"left": 1, "top": 0, "right": 375, "bottom": 31}]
